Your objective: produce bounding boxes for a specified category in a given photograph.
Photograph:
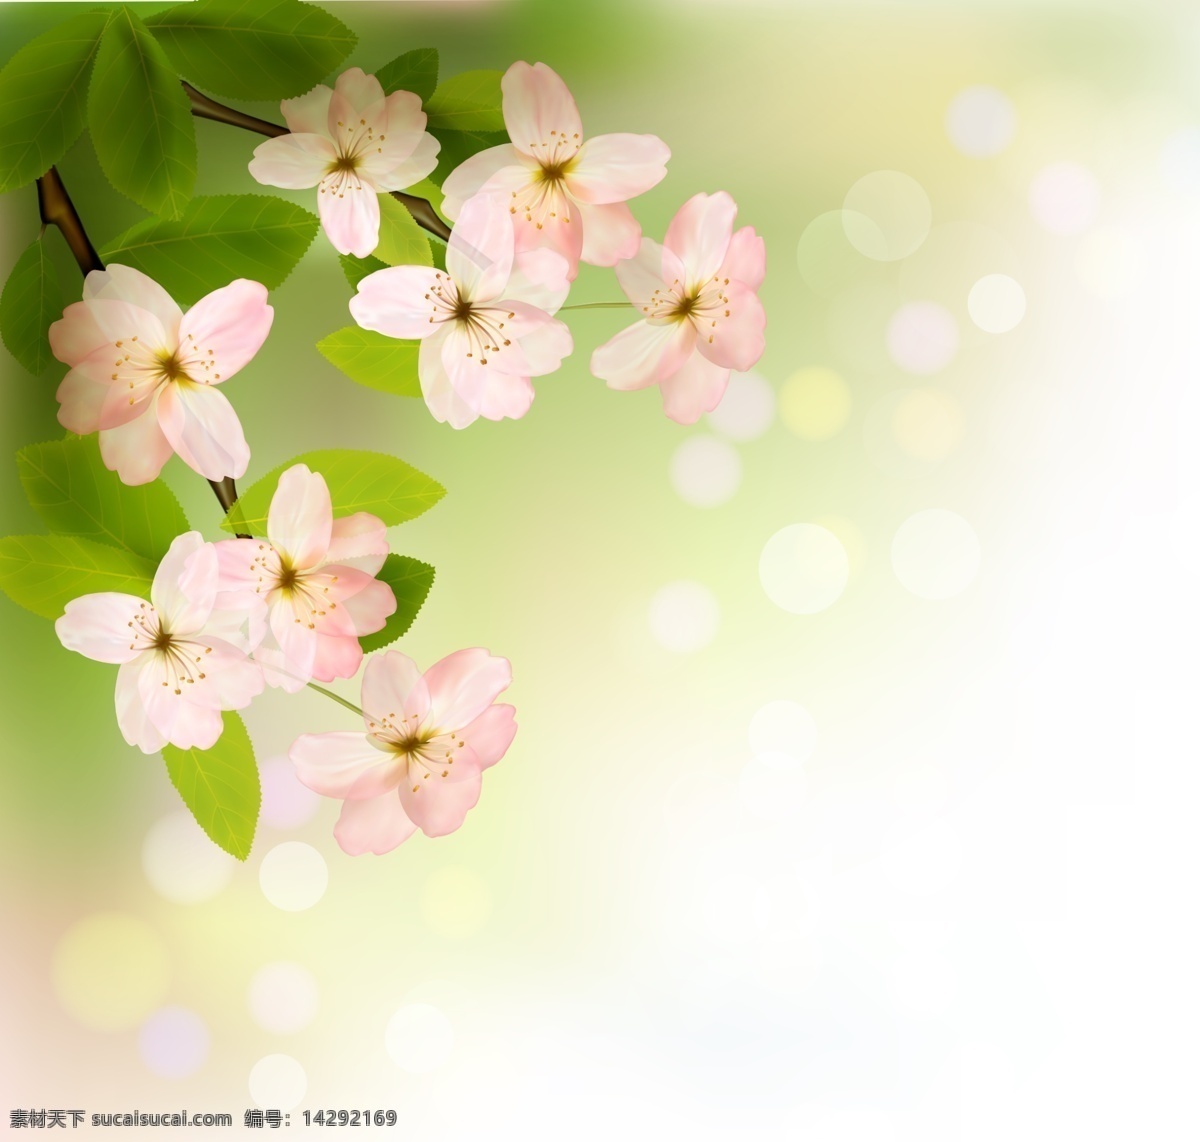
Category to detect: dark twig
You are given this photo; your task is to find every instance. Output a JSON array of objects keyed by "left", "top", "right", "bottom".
[{"left": 183, "top": 81, "right": 453, "bottom": 244}]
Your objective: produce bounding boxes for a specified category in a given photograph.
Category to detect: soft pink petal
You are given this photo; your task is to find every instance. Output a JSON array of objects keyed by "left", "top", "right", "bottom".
[
  {"left": 612, "top": 237, "right": 681, "bottom": 306},
  {"left": 591, "top": 319, "right": 695, "bottom": 391},
  {"left": 55, "top": 593, "right": 146, "bottom": 664},
  {"left": 311, "top": 631, "right": 364, "bottom": 683},
  {"left": 72, "top": 296, "right": 170, "bottom": 351},
  {"left": 325, "top": 570, "right": 395, "bottom": 638},
  {"left": 213, "top": 537, "right": 263, "bottom": 596},
  {"left": 512, "top": 199, "right": 583, "bottom": 280},
  {"left": 82, "top": 265, "right": 183, "bottom": 338},
  {"left": 506, "top": 248, "right": 571, "bottom": 312},
  {"left": 440, "top": 144, "right": 528, "bottom": 219},
  {"left": 317, "top": 181, "right": 381, "bottom": 257},
  {"left": 98, "top": 406, "right": 174, "bottom": 486},
  {"left": 332, "top": 67, "right": 386, "bottom": 122},
  {"left": 266, "top": 464, "right": 332, "bottom": 571},
  {"left": 399, "top": 766, "right": 483, "bottom": 838},
  {"left": 350, "top": 264, "right": 442, "bottom": 340},
  {"left": 441, "top": 326, "right": 512, "bottom": 406},
  {"left": 177, "top": 279, "right": 273, "bottom": 384},
  {"left": 334, "top": 791, "right": 417, "bottom": 855},
  {"left": 460, "top": 702, "right": 517, "bottom": 770},
  {"left": 419, "top": 332, "right": 480, "bottom": 428},
  {"left": 290, "top": 731, "right": 402, "bottom": 800},
  {"left": 156, "top": 381, "right": 249, "bottom": 481},
  {"left": 135, "top": 658, "right": 223, "bottom": 750},
  {"left": 115, "top": 658, "right": 167, "bottom": 754},
  {"left": 658, "top": 348, "right": 731, "bottom": 425},
  {"left": 502, "top": 61, "right": 582, "bottom": 156},
  {"left": 362, "top": 649, "right": 428, "bottom": 728},
  {"left": 722, "top": 225, "right": 766, "bottom": 290},
  {"left": 279, "top": 84, "right": 333, "bottom": 135},
  {"left": 567, "top": 133, "right": 670, "bottom": 205},
  {"left": 367, "top": 131, "right": 441, "bottom": 191},
  {"left": 180, "top": 636, "right": 264, "bottom": 710},
  {"left": 49, "top": 301, "right": 108, "bottom": 367},
  {"left": 325, "top": 512, "right": 388, "bottom": 576},
  {"left": 694, "top": 281, "right": 766, "bottom": 372},
  {"left": 250, "top": 628, "right": 303, "bottom": 692},
  {"left": 423, "top": 648, "right": 512, "bottom": 731},
  {"left": 476, "top": 372, "right": 534, "bottom": 422},
  {"left": 664, "top": 191, "right": 738, "bottom": 283},
  {"left": 56, "top": 369, "right": 109, "bottom": 434},
  {"left": 248, "top": 133, "right": 335, "bottom": 190},
  {"left": 265, "top": 602, "right": 318, "bottom": 691},
  {"left": 510, "top": 312, "right": 572, "bottom": 376},
  {"left": 448, "top": 192, "right": 515, "bottom": 302},
  {"left": 204, "top": 595, "right": 267, "bottom": 656},
  {"left": 577, "top": 201, "right": 642, "bottom": 268},
  {"left": 151, "top": 531, "right": 216, "bottom": 633}
]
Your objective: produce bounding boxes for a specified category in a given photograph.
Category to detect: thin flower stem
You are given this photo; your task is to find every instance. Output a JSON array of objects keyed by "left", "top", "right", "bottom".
[
  {"left": 559, "top": 301, "right": 634, "bottom": 310},
  {"left": 182, "top": 81, "right": 453, "bottom": 245},
  {"left": 34, "top": 166, "right": 250, "bottom": 536},
  {"left": 307, "top": 682, "right": 364, "bottom": 717}
]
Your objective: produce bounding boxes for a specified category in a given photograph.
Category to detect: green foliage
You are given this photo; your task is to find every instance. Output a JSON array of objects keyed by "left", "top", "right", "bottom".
[
  {"left": 145, "top": 0, "right": 356, "bottom": 101},
  {"left": 425, "top": 70, "right": 505, "bottom": 132},
  {"left": 17, "top": 436, "right": 188, "bottom": 563},
  {"left": 376, "top": 195, "right": 432, "bottom": 268},
  {"left": 162, "top": 711, "right": 260, "bottom": 860},
  {"left": 0, "top": 9, "right": 109, "bottom": 194},
  {"left": 100, "top": 194, "right": 319, "bottom": 306},
  {"left": 338, "top": 252, "right": 388, "bottom": 292},
  {"left": 0, "top": 240, "right": 64, "bottom": 375},
  {"left": 0, "top": 534, "right": 155, "bottom": 620},
  {"left": 431, "top": 127, "right": 508, "bottom": 187},
  {"left": 223, "top": 450, "right": 445, "bottom": 535},
  {"left": 316, "top": 327, "right": 420, "bottom": 398},
  {"left": 89, "top": 7, "right": 197, "bottom": 219},
  {"left": 359, "top": 554, "right": 435, "bottom": 653},
  {"left": 375, "top": 47, "right": 438, "bottom": 103}
]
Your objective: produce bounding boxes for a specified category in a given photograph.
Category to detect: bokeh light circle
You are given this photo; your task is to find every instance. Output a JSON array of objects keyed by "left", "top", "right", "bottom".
[
  {"left": 967, "top": 274, "right": 1026, "bottom": 333},
  {"left": 706, "top": 370, "right": 776, "bottom": 441},
  {"left": 891, "top": 510, "right": 981, "bottom": 600},
  {"left": 259, "top": 842, "right": 328, "bottom": 912},
  {"left": 385, "top": 1004, "right": 455, "bottom": 1073},
  {"left": 945, "top": 86, "right": 1016, "bottom": 157},
  {"left": 886, "top": 302, "right": 959, "bottom": 374},
  {"left": 53, "top": 913, "right": 170, "bottom": 1030},
  {"left": 248, "top": 962, "right": 320, "bottom": 1034},
  {"left": 779, "top": 367, "right": 853, "bottom": 441},
  {"left": 142, "top": 811, "right": 237, "bottom": 905},
  {"left": 842, "top": 171, "right": 932, "bottom": 261},
  {"left": 890, "top": 389, "right": 965, "bottom": 463},
  {"left": 420, "top": 865, "right": 492, "bottom": 938},
  {"left": 248, "top": 1054, "right": 307, "bottom": 1110},
  {"left": 138, "top": 1006, "right": 210, "bottom": 1079},
  {"left": 739, "top": 751, "right": 806, "bottom": 822},
  {"left": 1029, "top": 161, "right": 1100, "bottom": 235},
  {"left": 669, "top": 436, "right": 742, "bottom": 507},
  {"left": 748, "top": 700, "right": 818, "bottom": 762},
  {"left": 648, "top": 581, "right": 720, "bottom": 652},
  {"left": 759, "top": 524, "right": 850, "bottom": 614},
  {"left": 796, "top": 210, "right": 872, "bottom": 296},
  {"left": 259, "top": 756, "right": 321, "bottom": 830}
]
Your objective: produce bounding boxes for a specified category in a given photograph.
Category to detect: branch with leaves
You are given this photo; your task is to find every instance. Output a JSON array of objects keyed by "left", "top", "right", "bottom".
[{"left": 0, "top": 0, "right": 766, "bottom": 865}]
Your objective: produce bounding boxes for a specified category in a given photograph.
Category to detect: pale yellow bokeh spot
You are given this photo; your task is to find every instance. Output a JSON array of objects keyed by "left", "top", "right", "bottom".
[
  {"left": 811, "top": 515, "right": 866, "bottom": 576},
  {"left": 780, "top": 367, "right": 852, "bottom": 441},
  {"left": 891, "top": 389, "right": 965, "bottom": 462},
  {"left": 53, "top": 912, "right": 169, "bottom": 1030},
  {"left": 421, "top": 866, "right": 491, "bottom": 938}
]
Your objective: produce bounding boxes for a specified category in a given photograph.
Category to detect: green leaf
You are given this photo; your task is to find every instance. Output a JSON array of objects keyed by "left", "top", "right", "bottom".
[
  {"left": 223, "top": 450, "right": 445, "bottom": 535},
  {"left": 162, "top": 711, "right": 259, "bottom": 860},
  {"left": 0, "top": 9, "right": 109, "bottom": 194},
  {"left": 17, "top": 436, "right": 188, "bottom": 563},
  {"left": 100, "top": 194, "right": 319, "bottom": 306},
  {"left": 425, "top": 70, "right": 504, "bottom": 132},
  {"left": 375, "top": 47, "right": 438, "bottom": 103},
  {"left": 359, "top": 555, "right": 434, "bottom": 653},
  {"left": 376, "top": 195, "right": 432, "bottom": 268},
  {"left": 0, "top": 534, "right": 155, "bottom": 620},
  {"left": 89, "top": 7, "right": 197, "bottom": 219},
  {"left": 431, "top": 127, "right": 508, "bottom": 186},
  {"left": 338, "top": 252, "right": 388, "bottom": 292},
  {"left": 145, "top": 0, "right": 356, "bottom": 101},
  {"left": 0, "top": 239, "right": 64, "bottom": 375},
  {"left": 316, "top": 326, "right": 420, "bottom": 397}
]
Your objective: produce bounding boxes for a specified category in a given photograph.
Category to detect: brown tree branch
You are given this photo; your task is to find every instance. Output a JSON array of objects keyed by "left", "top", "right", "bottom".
[
  {"left": 182, "top": 81, "right": 453, "bottom": 244},
  {"left": 36, "top": 166, "right": 248, "bottom": 534}
]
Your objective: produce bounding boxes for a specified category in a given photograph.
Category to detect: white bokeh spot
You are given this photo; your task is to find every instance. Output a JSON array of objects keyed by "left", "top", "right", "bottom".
[
  {"left": 968, "top": 273, "right": 1026, "bottom": 333},
  {"left": 669, "top": 435, "right": 742, "bottom": 507},
  {"left": 759, "top": 524, "right": 850, "bottom": 614},
  {"left": 648, "top": 581, "right": 720, "bottom": 652},
  {"left": 886, "top": 301, "right": 959, "bottom": 374},
  {"left": 258, "top": 842, "right": 328, "bottom": 912},
  {"left": 891, "top": 509, "right": 982, "bottom": 600},
  {"left": 706, "top": 370, "right": 776, "bottom": 441},
  {"left": 945, "top": 86, "right": 1016, "bottom": 157},
  {"left": 248, "top": 962, "right": 319, "bottom": 1035},
  {"left": 142, "top": 811, "right": 237, "bottom": 905},
  {"left": 248, "top": 1054, "right": 307, "bottom": 1111}
]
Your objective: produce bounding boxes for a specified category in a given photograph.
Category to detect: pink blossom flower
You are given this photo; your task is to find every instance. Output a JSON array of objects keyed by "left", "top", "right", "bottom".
[
  {"left": 49, "top": 265, "right": 272, "bottom": 485},
  {"left": 441, "top": 61, "right": 670, "bottom": 279},
  {"left": 290, "top": 648, "right": 516, "bottom": 854},
  {"left": 349, "top": 192, "right": 572, "bottom": 428},
  {"left": 590, "top": 192, "right": 767, "bottom": 425},
  {"left": 55, "top": 532, "right": 265, "bottom": 754},
  {"left": 248, "top": 67, "right": 440, "bottom": 257},
  {"left": 214, "top": 464, "right": 396, "bottom": 693}
]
